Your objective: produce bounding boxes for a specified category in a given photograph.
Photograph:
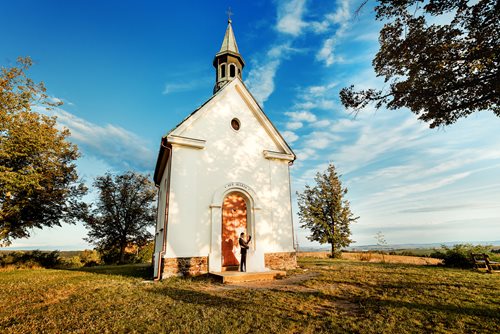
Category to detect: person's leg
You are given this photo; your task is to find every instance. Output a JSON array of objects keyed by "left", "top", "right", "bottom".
[
  {"left": 242, "top": 253, "right": 247, "bottom": 272},
  {"left": 240, "top": 254, "right": 244, "bottom": 272}
]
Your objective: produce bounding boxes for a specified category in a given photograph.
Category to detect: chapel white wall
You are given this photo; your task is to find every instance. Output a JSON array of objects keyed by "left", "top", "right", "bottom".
[{"left": 164, "top": 83, "right": 295, "bottom": 259}]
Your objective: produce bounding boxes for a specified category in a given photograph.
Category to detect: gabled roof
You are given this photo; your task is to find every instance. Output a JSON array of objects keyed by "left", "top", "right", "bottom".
[{"left": 153, "top": 77, "right": 296, "bottom": 184}]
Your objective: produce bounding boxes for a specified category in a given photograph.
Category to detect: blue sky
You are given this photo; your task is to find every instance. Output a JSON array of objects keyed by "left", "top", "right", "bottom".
[{"left": 3, "top": 0, "right": 499, "bottom": 250}]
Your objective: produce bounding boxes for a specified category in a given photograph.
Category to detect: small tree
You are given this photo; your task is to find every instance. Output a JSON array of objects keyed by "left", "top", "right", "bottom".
[
  {"left": 375, "top": 231, "right": 388, "bottom": 262},
  {"left": 0, "top": 57, "right": 87, "bottom": 245},
  {"left": 82, "top": 172, "right": 156, "bottom": 264},
  {"left": 297, "top": 163, "right": 359, "bottom": 258}
]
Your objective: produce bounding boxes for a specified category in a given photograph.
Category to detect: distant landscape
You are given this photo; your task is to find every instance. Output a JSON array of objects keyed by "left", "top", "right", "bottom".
[
  {"left": 4, "top": 240, "right": 500, "bottom": 253},
  {"left": 300, "top": 240, "right": 500, "bottom": 253}
]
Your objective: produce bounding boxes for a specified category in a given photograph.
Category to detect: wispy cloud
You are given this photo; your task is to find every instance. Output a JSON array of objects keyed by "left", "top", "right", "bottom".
[
  {"left": 315, "top": 0, "right": 352, "bottom": 66},
  {"left": 246, "top": 59, "right": 281, "bottom": 106},
  {"left": 282, "top": 130, "right": 299, "bottom": 143},
  {"left": 38, "top": 107, "right": 155, "bottom": 171},
  {"left": 246, "top": 43, "right": 302, "bottom": 106},
  {"left": 162, "top": 77, "right": 211, "bottom": 95},
  {"left": 246, "top": 1, "right": 310, "bottom": 106},
  {"left": 285, "top": 110, "right": 317, "bottom": 122},
  {"left": 276, "top": 0, "right": 308, "bottom": 36},
  {"left": 286, "top": 121, "right": 303, "bottom": 130}
]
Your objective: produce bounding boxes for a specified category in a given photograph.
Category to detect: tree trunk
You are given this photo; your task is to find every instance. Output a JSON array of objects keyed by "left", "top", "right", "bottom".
[
  {"left": 331, "top": 242, "right": 335, "bottom": 258},
  {"left": 119, "top": 243, "right": 126, "bottom": 264}
]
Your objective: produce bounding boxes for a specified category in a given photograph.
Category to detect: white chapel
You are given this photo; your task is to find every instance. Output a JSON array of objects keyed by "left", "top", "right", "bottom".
[{"left": 152, "top": 19, "right": 297, "bottom": 279}]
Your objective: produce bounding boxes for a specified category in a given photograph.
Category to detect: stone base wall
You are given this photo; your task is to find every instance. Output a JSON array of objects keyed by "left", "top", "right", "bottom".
[
  {"left": 162, "top": 256, "right": 208, "bottom": 277},
  {"left": 264, "top": 252, "right": 297, "bottom": 270}
]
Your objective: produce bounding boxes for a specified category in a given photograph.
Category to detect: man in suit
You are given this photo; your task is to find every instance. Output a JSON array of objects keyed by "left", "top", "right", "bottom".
[{"left": 238, "top": 232, "right": 251, "bottom": 272}]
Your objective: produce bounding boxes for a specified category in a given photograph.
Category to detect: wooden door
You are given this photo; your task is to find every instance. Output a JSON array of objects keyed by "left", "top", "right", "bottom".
[{"left": 221, "top": 193, "right": 247, "bottom": 267}]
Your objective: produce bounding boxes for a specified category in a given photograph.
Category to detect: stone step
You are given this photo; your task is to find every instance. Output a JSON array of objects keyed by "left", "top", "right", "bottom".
[
  {"left": 221, "top": 265, "right": 239, "bottom": 272},
  {"left": 209, "top": 270, "right": 286, "bottom": 283}
]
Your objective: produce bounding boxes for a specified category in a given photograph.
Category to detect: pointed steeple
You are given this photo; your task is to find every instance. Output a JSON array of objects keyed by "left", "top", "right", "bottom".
[
  {"left": 213, "top": 18, "right": 245, "bottom": 94},
  {"left": 218, "top": 19, "right": 239, "bottom": 54}
]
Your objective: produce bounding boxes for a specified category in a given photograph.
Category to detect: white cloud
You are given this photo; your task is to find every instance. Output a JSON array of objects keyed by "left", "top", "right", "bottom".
[
  {"left": 368, "top": 172, "right": 472, "bottom": 206},
  {"left": 245, "top": 59, "right": 281, "bottom": 106},
  {"left": 276, "top": 0, "right": 308, "bottom": 36},
  {"left": 286, "top": 121, "right": 303, "bottom": 130},
  {"left": 246, "top": 43, "right": 301, "bottom": 106},
  {"left": 41, "top": 107, "right": 155, "bottom": 171},
  {"left": 304, "top": 137, "right": 330, "bottom": 150},
  {"left": 285, "top": 110, "right": 317, "bottom": 122},
  {"left": 283, "top": 130, "right": 299, "bottom": 143},
  {"left": 310, "top": 20, "right": 330, "bottom": 33},
  {"left": 334, "top": 115, "right": 427, "bottom": 174},
  {"left": 317, "top": 37, "right": 336, "bottom": 66},
  {"left": 354, "top": 32, "right": 380, "bottom": 42},
  {"left": 163, "top": 82, "right": 195, "bottom": 95},
  {"left": 315, "top": 0, "right": 351, "bottom": 67},
  {"left": 48, "top": 96, "right": 63, "bottom": 104},
  {"left": 303, "top": 131, "right": 340, "bottom": 150},
  {"left": 295, "top": 99, "right": 336, "bottom": 110},
  {"left": 296, "top": 147, "right": 317, "bottom": 160},
  {"left": 327, "top": 0, "right": 350, "bottom": 24},
  {"left": 163, "top": 77, "right": 211, "bottom": 95},
  {"left": 312, "top": 120, "right": 331, "bottom": 128},
  {"left": 306, "top": 82, "right": 338, "bottom": 96}
]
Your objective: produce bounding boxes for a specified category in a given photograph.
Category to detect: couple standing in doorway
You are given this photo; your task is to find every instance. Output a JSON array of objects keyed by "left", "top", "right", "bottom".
[{"left": 239, "top": 232, "right": 251, "bottom": 272}]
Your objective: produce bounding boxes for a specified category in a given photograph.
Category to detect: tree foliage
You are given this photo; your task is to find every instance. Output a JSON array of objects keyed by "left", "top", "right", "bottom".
[
  {"left": 430, "top": 243, "right": 494, "bottom": 268},
  {"left": 0, "top": 57, "right": 86, "bottom": 245},
  {"left": 341, "top": 0, "right": 500, "bottom": 128},
  {"left": 82, "top": 172, "right": 156, "bottom": 264},
  {"left": 297, "top": 163, "right": 358, "bottom": 258}
]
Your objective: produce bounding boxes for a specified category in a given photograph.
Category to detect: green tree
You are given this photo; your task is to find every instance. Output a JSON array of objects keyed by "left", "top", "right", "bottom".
[
  {"left": 297, "top": 163, "right": 359, "bottom": 258},
  {"left": 82, "top": 172, "right": 156, "bottom": 264},
  {"left": 0, "top": 57, "right": 87, "bottom": 245},
  {"left": 340, "top": 0, "right": 500, "bottom": 128}
]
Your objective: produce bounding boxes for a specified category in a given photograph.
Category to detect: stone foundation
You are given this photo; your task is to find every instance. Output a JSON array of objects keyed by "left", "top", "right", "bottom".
[
  {"left": 264, "top": 252, "right": 297, "bottom": 270},
  {"left": 162, "top": 256, "right": 208, "bottom": 277}
]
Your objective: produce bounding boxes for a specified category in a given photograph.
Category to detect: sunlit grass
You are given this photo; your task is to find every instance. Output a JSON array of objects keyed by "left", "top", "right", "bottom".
[{"left": 1, "top": 258, "right": 498, "bottom": 333}]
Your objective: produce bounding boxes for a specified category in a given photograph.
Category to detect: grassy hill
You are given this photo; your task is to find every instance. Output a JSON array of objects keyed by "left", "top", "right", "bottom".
[{"left": 1, "top": 257, "right": 499, "bottom": 333}]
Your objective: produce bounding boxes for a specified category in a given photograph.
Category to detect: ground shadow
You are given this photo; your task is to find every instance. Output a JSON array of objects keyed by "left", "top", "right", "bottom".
[{"left": 64, "top": 263, "right": 153, "bottom": 279}]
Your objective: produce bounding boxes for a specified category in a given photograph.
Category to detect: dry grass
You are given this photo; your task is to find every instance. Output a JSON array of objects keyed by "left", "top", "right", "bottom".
[{"left": 298, "top": 251, "right": 442, "bottom": 265}]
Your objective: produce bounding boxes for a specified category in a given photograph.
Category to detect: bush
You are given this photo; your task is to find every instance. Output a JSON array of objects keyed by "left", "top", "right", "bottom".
[
  {"left": 79, "top": 249, "right": 101, "bottom": 267},
  {"left": 0, "top": 250, "right": 62, "bottom": 269},
  {"left": 63, "top": 256, "right": 85, "bottom": 268},
  {"left": 430, "top": 244, "right": 492, "bottom": 269},
  {"left": 135, "top": 241, "right": 154, "bottom": 264}
]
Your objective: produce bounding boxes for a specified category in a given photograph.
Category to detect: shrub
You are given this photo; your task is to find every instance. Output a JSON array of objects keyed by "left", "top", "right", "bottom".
[
  {"left": 135, "top": 241, "right": 154, "bottom": 263},
  {"left": 79, "top": 249, "right": 101, "bottom": 267},
  {"left": 0, "top": 250, "right": 62, "bottom": 269},
  {"left": 430, "top": 244, "right": 492, "bottom": 269},
  {"left": 64, "top": 256, "right": 85, "bottom": 268}
]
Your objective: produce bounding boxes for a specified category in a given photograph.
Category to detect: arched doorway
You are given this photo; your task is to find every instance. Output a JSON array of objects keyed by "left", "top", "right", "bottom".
[{"left": 221, "top": 192, "right": 247, "bottom": 269}]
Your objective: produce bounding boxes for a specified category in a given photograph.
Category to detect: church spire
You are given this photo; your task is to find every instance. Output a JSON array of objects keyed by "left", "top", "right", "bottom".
[{"left": 213, "top": 15, "right": 245, "bottom": 94}]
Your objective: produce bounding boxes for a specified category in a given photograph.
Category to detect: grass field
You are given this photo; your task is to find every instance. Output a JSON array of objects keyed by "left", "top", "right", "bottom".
[{"left": 1, "top": 258, "right": 499, "bottom": 333}]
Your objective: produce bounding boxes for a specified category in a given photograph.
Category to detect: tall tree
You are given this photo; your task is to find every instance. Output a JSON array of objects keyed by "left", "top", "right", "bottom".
[
  {"left": 83, "top": 172, "right": 156, "bottom": 263},
  {"left": 0, "top": 57, "right": 86, "bottom": 245},
  {"left": 340, "top": 0, "right": 500, "bottom": 128},
  {"left": 297, "top": 163, "right": 359, "bottom": 258}
]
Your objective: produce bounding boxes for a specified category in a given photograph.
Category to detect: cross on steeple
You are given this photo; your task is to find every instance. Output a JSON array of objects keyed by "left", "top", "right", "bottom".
[
  {"left": 213, "top": 12, "right": 245, "bottom": 93},
  {"left": 226, "top": 7, "right": 233, "bottom": 23}
]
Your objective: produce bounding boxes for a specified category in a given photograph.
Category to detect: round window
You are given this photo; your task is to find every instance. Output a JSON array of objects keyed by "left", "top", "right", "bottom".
[{"left": 231, "top": 118, "right": 240, "bottom": 131}]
